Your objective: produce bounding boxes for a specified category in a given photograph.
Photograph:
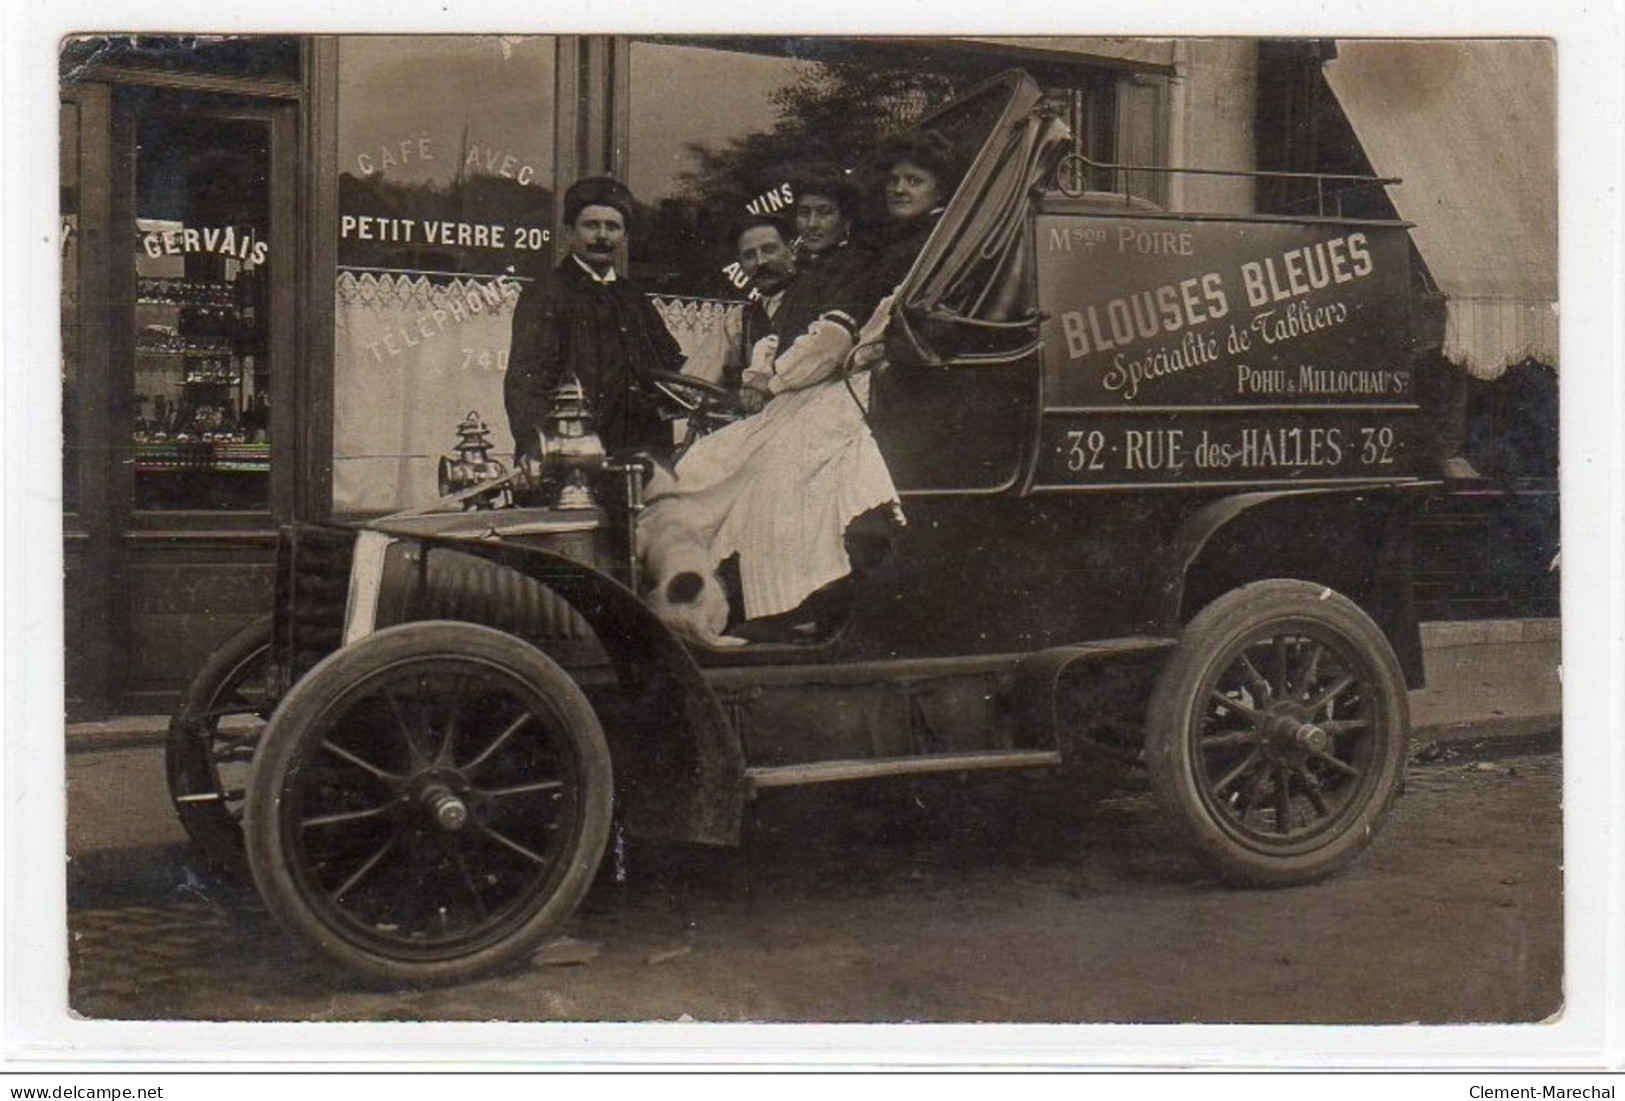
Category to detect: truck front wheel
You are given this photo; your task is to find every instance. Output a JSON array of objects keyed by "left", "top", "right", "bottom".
[
  {"left": 244, "top": 622, "right": 613, "bottom": 985},
  {"left": 1145, "top": 580, "right": 1409, "bottom": 887}
]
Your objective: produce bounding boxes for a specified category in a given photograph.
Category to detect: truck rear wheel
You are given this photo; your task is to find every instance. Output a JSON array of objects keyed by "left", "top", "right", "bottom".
[
  {"left": 1145, "top": 580, "right": 1408, "bottom": 886},
  {"left": 244, "top": 622, "right": 612, "bottom": 985}
]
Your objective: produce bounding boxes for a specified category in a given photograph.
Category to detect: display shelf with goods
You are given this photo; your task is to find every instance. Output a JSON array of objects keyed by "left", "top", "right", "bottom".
[{"left": 129, "top": 243, "right": 271, "bottom": 509}]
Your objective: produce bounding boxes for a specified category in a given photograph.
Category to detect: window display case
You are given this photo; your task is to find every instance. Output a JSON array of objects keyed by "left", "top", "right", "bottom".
[
  {"left": 132, "top": 261, "right": 269, "bottom": 507},
  {"left": 127, "top": 106, "right": 274, "bottom": 511}
]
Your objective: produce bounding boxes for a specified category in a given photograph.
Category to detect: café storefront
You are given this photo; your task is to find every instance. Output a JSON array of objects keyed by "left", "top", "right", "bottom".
[
  {"left": 60, "top": 35, "right": 1558, "bottom": 717},
  {"left": 61, "top": 33, "right": 1198, "bottom": 717}
]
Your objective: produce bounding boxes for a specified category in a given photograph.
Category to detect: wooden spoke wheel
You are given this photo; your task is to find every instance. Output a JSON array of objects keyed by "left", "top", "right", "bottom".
[
  {"left": 244, "top": 622, "right": 612, "bottom": 985},
  {"left": 1145, "top": 581, "right": 1409, "bottom": 886}
]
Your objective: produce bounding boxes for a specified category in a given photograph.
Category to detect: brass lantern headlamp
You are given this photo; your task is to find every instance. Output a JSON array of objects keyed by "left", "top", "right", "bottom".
[
  {"left": 521, "top": 376, "right": 607, "bottom": 510},
  {"left": 436, "top": 411, "right": 509, "bottom": 509}
]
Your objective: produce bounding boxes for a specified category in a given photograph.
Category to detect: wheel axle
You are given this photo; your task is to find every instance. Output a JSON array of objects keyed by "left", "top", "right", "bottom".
[
  {"left": 421, "top": 783, "right": 469, "bottom": 831},
  {"left": 1259, "top": 711, "right": 1331, "bottom": 757}
]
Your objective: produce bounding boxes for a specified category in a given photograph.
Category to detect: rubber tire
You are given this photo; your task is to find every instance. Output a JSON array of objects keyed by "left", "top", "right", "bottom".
[
  {"left": 1144, "top": 580, "right": 1409, "bottom": 887},
  {"left": 166, "top": 614, "right": 275, "bottom": 881},
  {"left": 244, "top": 621, "right": 613, "bottom": 986}
]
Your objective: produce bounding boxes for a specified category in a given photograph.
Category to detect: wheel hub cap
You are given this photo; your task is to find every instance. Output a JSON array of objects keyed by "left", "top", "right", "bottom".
[
  {"left": 420, "top": 782, "right": 469, "bottom": 831},
  {"left": 1259, "top": 708, "right": 1327, "bottom": 762},
  {"left": 1295, "top": 723, "right": 1330, "bottom": 755}
]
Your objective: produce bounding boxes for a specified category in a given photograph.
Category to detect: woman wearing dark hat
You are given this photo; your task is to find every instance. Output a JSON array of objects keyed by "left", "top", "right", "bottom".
[
  {"left": 788, "top": 164, "right": 861, "bottom": 269},
  {"left": 504, "top": 175, "right": 687, "bottom": 459}
]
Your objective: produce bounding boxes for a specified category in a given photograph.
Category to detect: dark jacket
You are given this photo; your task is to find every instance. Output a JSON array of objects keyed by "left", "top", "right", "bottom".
[
  {"left": 861, "top": 211, "right": 941, "bottom": 307},
  {"left": 504, "top": 257, "right": 685, "bottom": 456},
  {"left": 722, "top": 242, "right": 877, "bottom": 391}
]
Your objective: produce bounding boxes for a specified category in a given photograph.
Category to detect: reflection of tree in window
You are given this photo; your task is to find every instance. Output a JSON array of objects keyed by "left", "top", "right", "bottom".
[
  {"left": 632, "top": 44, "right": 1137, "bottom": 296},
  {"left": 680, "top": 63, "right": 963, "bottom": 207},
  {"left": 636, "top": 56, "right": 974, "bottom": 295}
]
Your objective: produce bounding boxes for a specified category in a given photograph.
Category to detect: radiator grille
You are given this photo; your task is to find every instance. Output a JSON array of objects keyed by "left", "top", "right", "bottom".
[
  {"left": 272, "top": 524, "right": 356, "bottom": 684},
  {"left": 379, "top": 545, "right": 599, "bottom": 650},
  {"left": 273, "top": 524, "right": 609, "bottom": 686}
]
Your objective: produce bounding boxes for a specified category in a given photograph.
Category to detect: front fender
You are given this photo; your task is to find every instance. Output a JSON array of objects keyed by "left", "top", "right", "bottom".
[
  {"left": 1139, "top": 486, "right": 1424, "bottom": 686},
  {"left": 368, "top": 530, "right": 746, "bottom": 847}
]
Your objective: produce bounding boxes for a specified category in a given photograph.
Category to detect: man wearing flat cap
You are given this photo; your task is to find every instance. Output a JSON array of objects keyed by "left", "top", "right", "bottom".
[{"left": 504, "top": 175, "right": 685, "bottom": 459}]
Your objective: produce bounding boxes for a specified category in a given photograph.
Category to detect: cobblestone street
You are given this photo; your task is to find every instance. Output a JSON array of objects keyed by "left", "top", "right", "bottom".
[{"left": 65, "top": 725, "right": 1562, "bottom": 1025}]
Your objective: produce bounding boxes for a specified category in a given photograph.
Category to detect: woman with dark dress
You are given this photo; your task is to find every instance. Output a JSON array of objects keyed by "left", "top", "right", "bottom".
[{"left": 859, "top": 128, "right": 958, "bottom": 308}]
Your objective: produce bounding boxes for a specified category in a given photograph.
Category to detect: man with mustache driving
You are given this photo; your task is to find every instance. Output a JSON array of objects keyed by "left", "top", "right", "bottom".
[{"left": 504, "top": 176, "right": 686, "bottom": 460}]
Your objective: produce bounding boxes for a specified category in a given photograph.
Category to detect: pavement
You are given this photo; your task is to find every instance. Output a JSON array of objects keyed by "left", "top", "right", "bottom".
[
  {"left": 1406, "top": 618, "right": 1562, "bottom": 745},
  {"left": 62, "top": 618, "right": 1562, "bottom": 755}
]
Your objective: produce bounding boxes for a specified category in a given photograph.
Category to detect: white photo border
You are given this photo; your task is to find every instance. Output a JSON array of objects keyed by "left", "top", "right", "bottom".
[{"left": 4, "top": 0, "right": 1621, "bottom": 1072}]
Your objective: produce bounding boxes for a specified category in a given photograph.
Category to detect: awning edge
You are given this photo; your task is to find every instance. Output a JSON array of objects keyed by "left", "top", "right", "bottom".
[{"left": 1444, "top": 297, "right": 1559, "bottom": 380}]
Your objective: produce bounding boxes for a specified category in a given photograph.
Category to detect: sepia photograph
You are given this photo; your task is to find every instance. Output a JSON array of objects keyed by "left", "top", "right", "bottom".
[{"left": 9, "top": 4, "right": 1622, "bottom": 1071}]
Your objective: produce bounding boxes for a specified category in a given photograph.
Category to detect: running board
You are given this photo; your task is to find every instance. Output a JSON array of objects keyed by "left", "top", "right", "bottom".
[{"left": 745, "top": 749, "right": 1064, "bottom": 791}]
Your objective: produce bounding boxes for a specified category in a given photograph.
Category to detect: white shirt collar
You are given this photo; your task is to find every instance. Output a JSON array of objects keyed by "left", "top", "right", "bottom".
[{"left": 572, "top": 254, "right": 618, "bottom": 283}]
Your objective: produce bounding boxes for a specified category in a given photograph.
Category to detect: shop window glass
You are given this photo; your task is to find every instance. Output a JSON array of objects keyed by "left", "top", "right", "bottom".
[
  {"left": 1051, "top": 80, "right": 1119, "bottom": 195},
  {"left": 129, "top": 108, "right": 273, "bottom": 511},
  {"left": 627, "top": 38, "right": 1140, "bottom": 299},
  {"left": 333, "top": 35, "right": 555, "bottom": 513},
  {"left": 628, "top": 39, "right": 983, "bottom": 299}
]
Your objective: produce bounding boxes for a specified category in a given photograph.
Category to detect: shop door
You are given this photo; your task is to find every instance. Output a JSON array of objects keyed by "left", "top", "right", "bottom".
[{"left": 64, "top": 87, "right": 298, "bottom": 717}]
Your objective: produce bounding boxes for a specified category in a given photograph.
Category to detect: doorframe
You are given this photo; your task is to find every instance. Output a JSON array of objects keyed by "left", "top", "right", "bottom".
[
  {"left": 61, "top": 82, "right": 114, "bottom": 719},
  {"left": 61, "top": 55, "right": 317, "bottom": 716}
]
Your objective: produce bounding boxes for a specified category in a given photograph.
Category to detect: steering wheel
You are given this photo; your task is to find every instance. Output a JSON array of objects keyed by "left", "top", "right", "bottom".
[{"left": 646, "top": 368, "right": 748, "bottom": 447}]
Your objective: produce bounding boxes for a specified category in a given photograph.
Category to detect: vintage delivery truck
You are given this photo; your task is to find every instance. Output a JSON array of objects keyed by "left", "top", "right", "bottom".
[{"left": 167, "top": 70, "right": 1439, "bottom": 984}]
